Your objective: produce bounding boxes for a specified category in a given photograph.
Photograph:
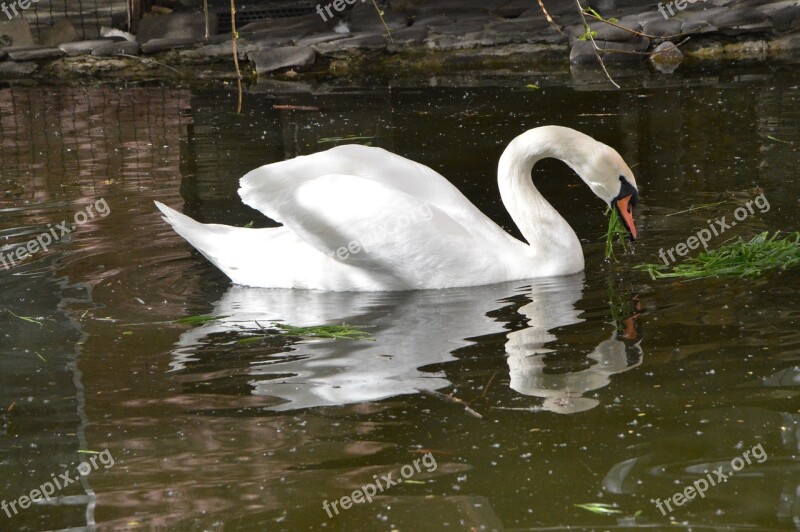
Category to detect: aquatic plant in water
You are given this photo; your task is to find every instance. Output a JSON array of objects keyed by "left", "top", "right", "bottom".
[{"left": 637, "top": 231, "right": 800, "bottom": 280}]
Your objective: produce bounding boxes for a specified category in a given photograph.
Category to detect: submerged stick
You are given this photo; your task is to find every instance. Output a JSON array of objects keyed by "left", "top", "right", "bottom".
[{"left": 417, "top": 388, "right": 484, "bottom": 419}]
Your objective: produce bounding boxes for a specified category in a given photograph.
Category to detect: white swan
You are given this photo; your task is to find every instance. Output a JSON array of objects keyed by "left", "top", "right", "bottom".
[{"left": 156, "top": 126, "right": 639, "bottom": 291}]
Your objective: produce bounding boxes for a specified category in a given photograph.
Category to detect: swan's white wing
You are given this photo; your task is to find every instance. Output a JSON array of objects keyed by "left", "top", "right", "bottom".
[
  {"left": 238, "top": 146, "right": 526, "bottom": 288},
  {"left": 239, "top": 145, "right": 491, "bottom": 229},
  {"left": 249, "top": 173, "right": 506, "bottom": 288}
]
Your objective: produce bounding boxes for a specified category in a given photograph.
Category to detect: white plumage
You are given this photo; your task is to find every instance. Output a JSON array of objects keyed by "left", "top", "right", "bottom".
[{"left": 156, "top": 126, "right": 639, "bottom": 291}]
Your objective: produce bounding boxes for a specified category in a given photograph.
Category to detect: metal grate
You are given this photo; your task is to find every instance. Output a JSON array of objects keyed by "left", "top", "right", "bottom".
[
  {"left": 17, "top": 0, "right": 129, "bottom": 41},
  {"left": 216, "top": 1, "right": 316, "bottom": 30}
]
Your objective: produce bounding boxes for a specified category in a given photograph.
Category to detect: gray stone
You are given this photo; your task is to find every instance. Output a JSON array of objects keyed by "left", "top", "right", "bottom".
[
  {"left": 570, "top": 40, "right": 601, "bottom": 64},
  {"left": 250, "top": 46, "right": 315, "bottom": 75},
  {"left": 413, "top": 0, "right": 489, "bottom": 17},
  {"left": 294, "top": 33, "right": 350, "bottom": 47},
  {"left": 240, "top": 34, "right": 296, "bottom": 56},
  {"left": 91, "top": 40, "right": 141, "bottom": 56},
  {"left": 412, "top": 15, "right": 455, "bottom": 29},
  {"left": 566, "top": 20, "right": 642, "bottom": 43},
  {"left": 431, "top": 20, "right": 487, "bottom": 36},
  {"left": 178, "top": 41, "right": 232, "bottom": 60},
  {"left": 386, "top": 24, "right": 430, "bottom": 44},
  {"left": 681, "top": 19, "right": 719, "bottom": 35},
  {"left": 239, "top": 14, "right": 324, "bottom": 34},
  {"left": 8, "top": 48, "right": 65, "bottom": 61},
  {"left": 0, "top": 19, "right": 34, "bottom": 48},
  {"left": 136, "top": 13, "right": 216, "bottom": 44},
  {"left": 346, "top": 1, "right": 409, "bottom": 33},
  {"left": 709, "top": 8, "right": 773, "bottom": 34},
  {"left": 244, "top": 27, "right": 311, "bottom": 43},
  {"left": 677, "top": 6, "right": 728, "bottom": 34},
  {"left": 732, "top": 0, "right": 782, "bottom": 7},
  {"left": 496, "top": 0, "right": 533, "bottom": 19},
  {"left": 605, "top": 39, "right": 650, "bottom": 61},
  {"left": 710, "top": 7, "right": 769, "bottom": 26},
  {"left": 484, "top": 17, "right": 564, "bottom": 45},
  {"left": 315, "top": 34, "right": 387, "bottom": 52},
  {"left": 650, "top": 40, "right": 683, "bottom": 64},
  {"left": 719, "top": 19, "right": 774, "bottom": 35},
  {"left": 203, "top": 33, "right": 233, "bottom": 45},
  {"left": 141, "top": 37, "right": 197, "bottom": 54},
  {"left": 59, "top": 40, "right": 119, "bottom": 56},
  {"left": 0, "top": 61, "right": 37, "bottom": 76},
  {"left": 2, "top": 45, "right": 44, "bottom": 53},
  {"left": 641, "top": 17, "right": 683, "bottom": 37},
  {"left": 756, "top": 0, "right": 800, "bottom": 15},
  {"left": 765, "top": 4, "right": 800, "bottom": 32},
  {"left": 570, "top": 39, "right": 648, "bottom": 64},
  {"left": 424, "top": 31, "right": 496, "bottom": 51},
  {"left": 412, "top": 0, "right": 519, "bottom": 21},
  {"left": 518, "top": 4, "right": 579, "bottom": 25},
  {"left": 41, "top": 19, "right": 79, "bottom": 47}
]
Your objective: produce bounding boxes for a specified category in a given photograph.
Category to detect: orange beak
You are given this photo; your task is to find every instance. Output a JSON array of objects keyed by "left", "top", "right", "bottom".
[{"left": 615, "top": 194, "right": 637, "bottom": 240}]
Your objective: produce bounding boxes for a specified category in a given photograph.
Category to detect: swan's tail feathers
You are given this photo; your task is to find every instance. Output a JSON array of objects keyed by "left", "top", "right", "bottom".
[{"left": 155, "top": 201, "right": 241, "bottom": 272}]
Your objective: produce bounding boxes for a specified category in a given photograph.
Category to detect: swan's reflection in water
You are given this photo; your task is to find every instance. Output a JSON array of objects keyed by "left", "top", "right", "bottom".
[
  {"left": 169, "top": 274, "right": 643, "bottom": 413},
  {"left": 508, "top": 287, "right": 643, "bottom": 414}
]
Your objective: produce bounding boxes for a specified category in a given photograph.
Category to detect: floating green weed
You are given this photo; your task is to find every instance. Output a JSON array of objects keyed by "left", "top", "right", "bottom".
[
  {"left": 174, "top": 314, "right": 229, "bottom": 325},
  {"left": 574, "top": 502, "right": 622, "bottom": 515},
  {"left": 238, "top": 323, "right": 373, "bottom": 343},
  {"left": 637, "top": 231, "right": 800, "bottom": 280},
  {"left": 3, "top": 309, "right": 44, "bottom": 326},
  {"left": 665, "top": 201, "right": 725, "bottom": 217}
]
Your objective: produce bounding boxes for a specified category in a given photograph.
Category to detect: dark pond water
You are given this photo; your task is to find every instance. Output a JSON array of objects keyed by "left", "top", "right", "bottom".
[{"left": 1, "top": 67, "right": 799, "bottom": 531}]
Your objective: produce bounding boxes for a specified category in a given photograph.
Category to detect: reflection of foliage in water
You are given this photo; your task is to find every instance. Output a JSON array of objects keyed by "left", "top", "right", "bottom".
[{"left": 606, "top": 274, "right": 643, "bottom": 345}]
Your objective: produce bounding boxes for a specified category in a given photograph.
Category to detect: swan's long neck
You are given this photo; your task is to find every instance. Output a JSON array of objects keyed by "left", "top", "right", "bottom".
[{"left": 498, "top": 127, "right": 593, "bottom": 261}]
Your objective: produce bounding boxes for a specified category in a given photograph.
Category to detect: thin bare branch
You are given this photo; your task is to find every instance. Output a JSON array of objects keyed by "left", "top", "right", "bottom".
[
  {"left": 536, "top": 0, "right": 562, "bottom": 34},
  {"left": 576, "top": 0, "right": 620, "bottom": 89},
  {"left": 231, "top": 0, "right": 243, "bottom": 114},
  {"left": 582, "top": 10, "right": 686, "bottom": 40},
  {"left": 604, "top": 36, "right": 691, "bottom": 56},
  {"left": 417, "top": 388, "right": 484, "bottom": 419}
]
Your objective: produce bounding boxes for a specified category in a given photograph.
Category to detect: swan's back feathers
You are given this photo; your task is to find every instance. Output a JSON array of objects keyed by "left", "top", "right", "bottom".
[{"left": 239, "top": 145, "right": 485, "bottom": 227}]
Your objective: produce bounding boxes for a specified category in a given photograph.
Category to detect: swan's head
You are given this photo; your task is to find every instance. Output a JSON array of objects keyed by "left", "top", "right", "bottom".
[{"left": 583, "top": 146, "right": 639, "bottom": 240}]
